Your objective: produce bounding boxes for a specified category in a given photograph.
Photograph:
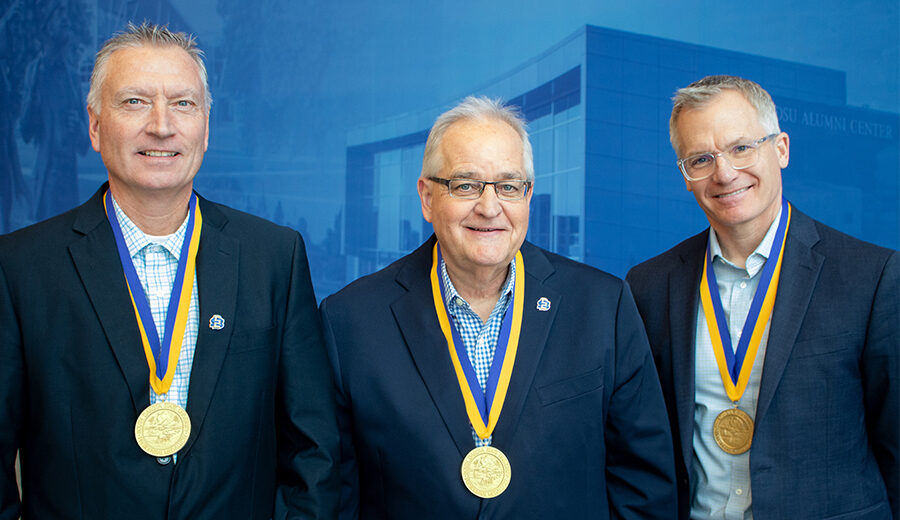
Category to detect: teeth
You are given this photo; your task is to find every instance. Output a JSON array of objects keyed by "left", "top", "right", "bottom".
[
  {"left": 141, "top": 151, "right": 177, "bottom": 157},
  {"left": 715, "top": 187, "right": 749, "bottom": 198}
]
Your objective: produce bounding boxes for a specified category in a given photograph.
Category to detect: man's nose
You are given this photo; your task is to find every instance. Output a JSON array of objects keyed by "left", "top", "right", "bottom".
[
  {"left": 147, "top": 103, "right": 175, "bottom": 138},
  {"left": 473, "top": 185, "right": 503, "bottom": 216},
  {"left": 710, "top": 153, "right": 739, "bottom": 183}
]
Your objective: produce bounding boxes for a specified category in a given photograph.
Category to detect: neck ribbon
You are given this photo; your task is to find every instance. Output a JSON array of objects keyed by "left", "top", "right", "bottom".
[
  {"left": 103, "top": 190, "right": 202, "bottom": 396},
  {"left": 700, "top": 199, "right": 791, "bottom": 402},
  {"left": 430, "top": 243, "right": 524, "bottom": 440}
]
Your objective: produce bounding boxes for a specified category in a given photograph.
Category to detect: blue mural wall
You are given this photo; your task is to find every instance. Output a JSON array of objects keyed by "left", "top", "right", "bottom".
[{"left": 2, "top": 0, "right": 898, "bottom": 299}]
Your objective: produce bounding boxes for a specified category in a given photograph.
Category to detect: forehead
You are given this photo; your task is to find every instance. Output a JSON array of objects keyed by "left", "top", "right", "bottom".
[
  {"left": 440, "top": 118, "right": 523, "bottom": 166},
  {"left": 103, "top": 44, "right": 202, "bottom": 93},
  {"left": 677, "top": 90, "right": 762, "bottom": 137}
]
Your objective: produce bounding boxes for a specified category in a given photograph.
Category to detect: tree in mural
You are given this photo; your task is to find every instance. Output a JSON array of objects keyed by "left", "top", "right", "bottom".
[
  {"left": 19, "top": 0, "right": 91, "bottom": 222},
  {"left": 0, "top": 0, "right": 35, "bottom": 233}
]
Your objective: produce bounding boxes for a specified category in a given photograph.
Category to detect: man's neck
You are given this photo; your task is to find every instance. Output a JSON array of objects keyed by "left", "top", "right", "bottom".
[
  {"left": 109, "top": 185, "right": 192, "bottom": 236},
  {"left": 712, "top": 217, "right": 776, "bottom": 269},
  {"left": 445, "top": 261, "right": 510, "bottom": 323}
]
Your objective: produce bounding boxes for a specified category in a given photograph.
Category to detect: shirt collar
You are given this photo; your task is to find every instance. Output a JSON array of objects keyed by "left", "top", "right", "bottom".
[
  {"left": 709, "top": 204, "right": 783, "bottom": 277},
  {"left": 111, "top": 195, "right": 190, "bottom": 260},
  {"left": 439, "top": 256, "right": 517, "bottom": 312}
]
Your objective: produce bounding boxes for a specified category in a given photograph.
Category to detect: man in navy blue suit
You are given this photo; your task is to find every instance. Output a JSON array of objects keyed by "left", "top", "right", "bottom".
[
  {"left": 321, "top": 96, "right": 676, "bottom": 519},
  {"left": 627, "top": 75, "right": 898, "bottom": 519},
  {"left": 0, "top": 22, "right": 338, "bottom": 518}
]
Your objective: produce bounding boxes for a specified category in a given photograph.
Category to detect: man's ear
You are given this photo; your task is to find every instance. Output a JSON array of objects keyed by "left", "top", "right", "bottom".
[
  {"left": 88, "top": 105, "right": 102, "bottom": 153},
  {"left": 775, "top": 131, "right": 790, "bottom": 169},
  {"left": 418, "top": 177, "right": 434, "bottom": 223}
]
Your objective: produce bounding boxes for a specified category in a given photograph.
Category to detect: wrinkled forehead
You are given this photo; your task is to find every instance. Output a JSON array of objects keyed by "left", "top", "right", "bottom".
[
  {"left": 675, "top": 92, "right": 764, "bottom": 148},
  {"left": 104, "top": 44, "right": 203, "bottom": 89}
]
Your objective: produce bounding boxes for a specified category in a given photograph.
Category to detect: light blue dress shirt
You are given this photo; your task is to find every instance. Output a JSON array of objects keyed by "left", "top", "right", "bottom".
[
  {"left": 440, "top": 258, "right": 515, "bottom": 447},
  {"left": 692, "top": 206, "right": 783, "bottom": 520}
]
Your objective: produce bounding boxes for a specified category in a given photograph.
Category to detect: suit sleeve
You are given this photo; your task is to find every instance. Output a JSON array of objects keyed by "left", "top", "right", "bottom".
[
  {"left": 0, "top": 258, "right": 23, "bottom": 519},
  {"left": 605, "top": 282, "right": 678, "bottom": 519},
  {"left": 273, "top": 233, "right": 341, "bottom": 519},
  {"left": 862, "top": 250, "right": 899, "bottom": 518},
  {"left": 319, "top": 299, "right": 361, "bottom": 520}
]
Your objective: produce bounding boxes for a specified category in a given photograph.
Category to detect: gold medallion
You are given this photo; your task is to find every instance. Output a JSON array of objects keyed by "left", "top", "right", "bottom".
[
  {"left": 134, "top": 401, "right": 191, "bottom": 457},
  {"left": 461, "top": 446, "right": 511, "bottom": 498},
  {"left": 713, "top": 408, "right": 754, "bottom": 455}
]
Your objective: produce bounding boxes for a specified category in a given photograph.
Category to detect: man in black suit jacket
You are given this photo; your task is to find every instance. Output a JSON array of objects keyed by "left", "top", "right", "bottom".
[
  {"left": 321, "top": 96, "right": 676, "bottom": 518},
  {"left": 627, "top": 75, "right": 898, "bottom": 519},
  {"left": 0, "top": 22, "right": 339, "bottom": 519}
]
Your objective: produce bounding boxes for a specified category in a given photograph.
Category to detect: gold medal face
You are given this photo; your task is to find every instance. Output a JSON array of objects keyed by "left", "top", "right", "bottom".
[
  {"left": 461, "top": 446, "right": 511, "bottom": 498},
  {"left": 713, "top": 408, "right": 754, "bottom": 455},
  {"left": 134, "top": 401, "right": 191, "bottom": 457}
]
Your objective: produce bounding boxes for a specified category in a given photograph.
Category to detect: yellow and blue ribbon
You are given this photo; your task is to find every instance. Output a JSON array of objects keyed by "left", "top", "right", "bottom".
[
  {"left": 700, "top": 199, "right": 791, "bottom": 402},
  {"left": 104, "top": 190, "right": 202, "bottom": 396},
  {"left": 430, "top": 244, "right": 524, "bottom": 440}
]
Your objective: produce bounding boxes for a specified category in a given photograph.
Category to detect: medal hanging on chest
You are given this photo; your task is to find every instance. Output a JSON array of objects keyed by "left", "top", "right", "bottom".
[
  {"left": 104, "top": 191, "right": 202, "bottom": 457},
  {"left": 700, "top": 199, "right": 791, "bottom": 455},
  {"left": 431, "top": 244, "right": 523, "bottom": 498}
]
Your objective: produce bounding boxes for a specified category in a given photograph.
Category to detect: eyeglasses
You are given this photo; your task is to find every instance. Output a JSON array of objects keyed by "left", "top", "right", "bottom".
[
  {"left": 677, "top": 133, "right": 778, "bottom": 181},
  {"left": 428, "top": 176, "right": 532, "bottom": 201}
]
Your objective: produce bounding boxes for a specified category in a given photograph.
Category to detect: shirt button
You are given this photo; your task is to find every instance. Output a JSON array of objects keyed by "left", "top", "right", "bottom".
[
  {"left": 739, "top": 281, "right": 747, "bottom": 289},
  {"left": 735, "top": 488, "right": 743, "bottom": 495},
  {"left": 454, "top": 297, "right": 465, "bottom": 306},
  {"left": 157, "top": 456, "right": 172, "bottom": 465}
]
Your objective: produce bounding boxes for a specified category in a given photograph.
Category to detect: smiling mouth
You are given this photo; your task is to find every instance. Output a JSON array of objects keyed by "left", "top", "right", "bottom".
[
  {"left": 139, "top": 151, "right": 178, "bottom": 157},
  {"left": 468, "top": 226, "right": 503, "bottom": 232},
  {"left": 714, "top": 186, "right": 750, "bottom": 198}
]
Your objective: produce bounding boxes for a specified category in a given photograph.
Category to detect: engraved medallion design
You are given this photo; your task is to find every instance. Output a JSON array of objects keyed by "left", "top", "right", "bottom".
[
  {"left": 134, "top": 401, "right": 192, "bottom": 457},
  {"left": 461, "top": 446, "right": 511, "bottom": 498},
  {"left": 713, "top": 408, "right": 754, "bottom": 455}
]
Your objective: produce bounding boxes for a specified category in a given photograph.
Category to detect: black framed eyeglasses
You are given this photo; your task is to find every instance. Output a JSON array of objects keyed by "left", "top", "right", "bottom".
[{"left": 427, "top": 176, "right": 531, "bottom": 201}]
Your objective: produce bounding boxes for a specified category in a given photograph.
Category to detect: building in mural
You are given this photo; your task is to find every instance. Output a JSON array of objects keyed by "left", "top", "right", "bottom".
[{"left": 343, "top": 25, "right": 898, "bottom": 282}]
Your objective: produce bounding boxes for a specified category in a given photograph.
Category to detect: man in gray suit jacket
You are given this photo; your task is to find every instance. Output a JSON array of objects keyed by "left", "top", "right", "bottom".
[{"left": 627, "top": 75, "right": 898, "bottom": 519}]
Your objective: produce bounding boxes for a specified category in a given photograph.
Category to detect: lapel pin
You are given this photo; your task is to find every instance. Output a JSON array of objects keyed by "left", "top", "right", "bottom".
[
  {"left": 209, "top": 314, "right": 225, "bottom": 330},
  {"left": 536, "top": 297, "right": 551, "bottom": 312}
]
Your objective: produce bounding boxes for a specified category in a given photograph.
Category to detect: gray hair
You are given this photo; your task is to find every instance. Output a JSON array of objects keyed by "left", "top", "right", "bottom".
[
  {"left": 87, "top": 21, "right": 212, "bottom": 114},
  {"left": 669, "top": 75, "right": 780, "bottom": 156},
  {"left": 421, "top": 96, "right": 534, "bottom": 181}
]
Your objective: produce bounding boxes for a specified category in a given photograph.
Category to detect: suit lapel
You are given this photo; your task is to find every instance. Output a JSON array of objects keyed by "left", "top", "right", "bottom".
[
  {"left": 671, "top": 233, "right": 705, "bottom": 463},
  {"left": 491, "top": 243, "right": 557, "bottom": 447},
  {"left": 393, "top": 239, "right": 474, "bottom": 456},
  {"left": 756, "top": 210, "right": 822, "bottom": 424},
  {"left": 69, "top": 187, "right": 150, "bottom": 415},
  {"left": 182, "top": 198, "right": 239, "bottom": 454}
]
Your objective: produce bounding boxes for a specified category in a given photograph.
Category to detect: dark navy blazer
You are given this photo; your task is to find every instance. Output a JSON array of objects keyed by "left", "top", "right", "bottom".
[
  {"left": 0, "top": 186, "right": 340, "bottom": 519},
  {"left": 627, "top": 207, "right": 899, "bottom": 520},
  {"left": 321, "top": 237, "right": 677, "bottom": 519}
]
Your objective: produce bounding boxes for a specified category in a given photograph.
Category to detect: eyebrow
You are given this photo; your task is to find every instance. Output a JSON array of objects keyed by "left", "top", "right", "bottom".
[
  {"left": 114, "top": 87, "right": 201, "bottom": 100},
  {"left": 114, "top": 87, "right": 155, "bottom": 99},
  {"left": 448, "top": 170, "right": 525, "bottom": 180},
  {"left": 685, "top": 136, "right": 754, "bottom": 156}
]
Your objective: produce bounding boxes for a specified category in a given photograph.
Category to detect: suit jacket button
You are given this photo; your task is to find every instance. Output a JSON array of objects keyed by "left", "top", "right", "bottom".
[{"left": 157, "top": 456, "right": 172, "bottom": 465}]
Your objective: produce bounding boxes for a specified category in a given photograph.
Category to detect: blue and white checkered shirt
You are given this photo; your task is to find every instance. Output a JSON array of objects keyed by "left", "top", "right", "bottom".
[
  {"left": 692, "top": 206, "right": 782, "bottom": 520},
  {"left": 112, "top": 197, "right": 199, "bottom": 419},
  {"left": 440, "top": 257, "right": 516, "bottom": 448}
]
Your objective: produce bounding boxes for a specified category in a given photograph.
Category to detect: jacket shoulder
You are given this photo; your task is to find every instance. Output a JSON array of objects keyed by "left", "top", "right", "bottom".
[
  {"left": 530, "top": 243, "right": 626, "bottom": 293},
  {"left": 0, "top": 205, "right": 85, "bottom": 265},
  {"left": 322, "top": 250, "right": 416, "bottom": 311},
  {"left": 627, "top": 230, "right": 706, "bottom": 283},
  {"left": 202, "top": 199, "right": 300, "bottom": 243}
]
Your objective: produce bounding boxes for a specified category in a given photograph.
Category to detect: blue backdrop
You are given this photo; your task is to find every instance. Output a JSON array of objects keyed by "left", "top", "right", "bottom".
[{"left": 2, "top": 0, "right": 898, "bottom": 299}]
